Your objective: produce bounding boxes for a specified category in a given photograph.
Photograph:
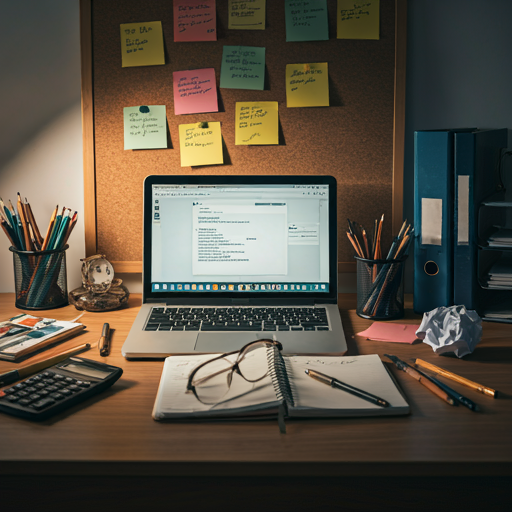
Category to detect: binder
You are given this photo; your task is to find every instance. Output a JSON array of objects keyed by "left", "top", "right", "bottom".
[
  {"left": 413, "top": 129, "right": 475, "bottom": 314},
  {"left": 453, "top": 129, "right": 508, "bottom": 310}
]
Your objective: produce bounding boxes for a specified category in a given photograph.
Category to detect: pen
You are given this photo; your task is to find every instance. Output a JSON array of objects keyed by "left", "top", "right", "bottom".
[
  {"left": 305, "top": 368, "right": 390, "bottom": 408},
  {"left": 412, "top": 358, "right": 498, "bottom": 398},
  {"left": 0, "top": 343, "right": 91, "bottom": 386},
  {"left": 410, "top": 363, "right": 478, "bottom": 412},
  {"left": 99, "top": 323, "right": 111, "bottom": 357},
  {"left": 385, "top": 354, "right": 455, "bottom": 406}
]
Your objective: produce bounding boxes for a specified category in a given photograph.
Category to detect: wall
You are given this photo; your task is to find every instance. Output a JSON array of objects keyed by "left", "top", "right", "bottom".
[{"left": 1, "top": 0, "right": 512, "bottom": 296}]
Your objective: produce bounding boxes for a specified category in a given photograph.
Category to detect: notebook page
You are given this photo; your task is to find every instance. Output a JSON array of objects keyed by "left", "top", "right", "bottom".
[
  {"left": 152, "top": 353, "right": 280, "bottom": 419},
  {"left": 284, "top": 354, "right": 409, "bottom": 417}
]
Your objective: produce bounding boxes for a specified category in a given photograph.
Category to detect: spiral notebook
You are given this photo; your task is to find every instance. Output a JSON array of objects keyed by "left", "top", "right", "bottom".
[{"left": 152, "top": 348, "right": 409, "bottom": 424}]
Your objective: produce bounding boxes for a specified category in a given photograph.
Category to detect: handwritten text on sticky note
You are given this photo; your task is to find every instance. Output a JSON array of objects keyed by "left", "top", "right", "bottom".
[
  {"left": 124, "top": 106, "right": 167, "bottom": 150},
  {"left": 120, "top": 21, "right": 165, "bottom": 67},
  {"left": 286, "top": 63, "right": 329, "bottom": 108},
  {"left": 220, "top": 46, "right": 266, "bottom": 90},
  {"left": 174, "top": 0, "right": 217, "bottom": 42},
  {"left": 337, "top": 0, "right": 380, "bottom": 40},
  {"left": 228, "top": 0, "right": 266, "bottom": 30},
  {"left": 173, "top": 68, "right": 218, "bottom": 115},
  {"left": 179, "top": 122, "right": 223, "bottom": 167},
  {"left": 285, "top": 0, "right": 329, "bottom": 42},
  {"left": 236, "top": 102, "right": 278, "bottom": 145}
]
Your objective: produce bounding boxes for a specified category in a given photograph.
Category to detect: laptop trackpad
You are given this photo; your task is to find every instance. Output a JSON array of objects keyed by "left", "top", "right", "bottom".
[{"left": 195, "top": 332, "right": 266, "bottom": 353}]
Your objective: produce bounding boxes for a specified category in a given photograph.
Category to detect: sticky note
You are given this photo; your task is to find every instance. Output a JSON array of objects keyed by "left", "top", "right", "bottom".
[
  {"left": 174, "top": 0, "right": 217, "bottom": 42},
  {"left": 179, "top": 122, "right": 223, "bottom": 166},
  {"left": 124, "top": 106, "right": 167, "bottom": 150},
  {"left": 285, "top": 0, "right": 329, "bottom": 42},
  {"left": 228, "top": 0, "right": 266, "bottom": 30},
  {"left": 120, "top": 22, "right": 165, "bottom": 67},
  {"left": 286, "top": 63, "right": 329, "bottom": 108},
  {"left": 235, "top": 102, "right": 278, "bottom": 145},
  {"left": 356, "top": 323, "right": 421, "bottom": 344},
  {"left": 220, "top": 46, "right": 265, "bottom": 90},
  {"left": 337, "top": 0, "right": 380, "bottom": 40},
  {"left": 173, "top": 68, "right": 218, "bottom": 115}
]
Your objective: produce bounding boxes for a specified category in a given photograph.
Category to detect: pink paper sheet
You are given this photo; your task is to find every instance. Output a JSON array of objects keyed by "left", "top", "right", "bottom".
[{"left": 356, "top": 322, "right": 421, "bottom": 344}]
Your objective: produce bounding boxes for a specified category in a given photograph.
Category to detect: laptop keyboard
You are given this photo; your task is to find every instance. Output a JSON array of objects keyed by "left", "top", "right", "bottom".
[{"left": 144, "top": 307, "right": 330, "bottom": 332}]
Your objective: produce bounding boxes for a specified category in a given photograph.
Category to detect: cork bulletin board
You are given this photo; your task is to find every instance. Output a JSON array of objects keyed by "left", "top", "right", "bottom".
[{"left": 80, "top": 0, "right": 407, "bottom": 273}]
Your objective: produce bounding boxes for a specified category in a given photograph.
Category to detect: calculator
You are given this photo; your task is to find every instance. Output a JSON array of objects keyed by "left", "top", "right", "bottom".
[{"left": 0, "top": 356, "right": 123, "bottom": 421}]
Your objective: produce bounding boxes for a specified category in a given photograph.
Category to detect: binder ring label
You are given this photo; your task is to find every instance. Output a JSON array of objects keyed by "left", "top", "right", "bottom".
[{"left": 424, "top": 260, "right": 439, "bottom": 276}]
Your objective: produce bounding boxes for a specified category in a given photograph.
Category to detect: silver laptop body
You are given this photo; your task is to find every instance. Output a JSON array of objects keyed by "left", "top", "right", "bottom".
[{"left": 122, "top": 175, "right": 347, "bottom": 358}]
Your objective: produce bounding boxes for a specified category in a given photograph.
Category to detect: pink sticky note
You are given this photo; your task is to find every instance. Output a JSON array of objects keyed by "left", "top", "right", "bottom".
[
  {"left": 174, "top": 0, "right": 217, "bottom": 42},
  {"left": 173, "top": 68, "right": 218, "bottom": 115},
  {"left": 356, "top": 323, "right": 421, "bottom": 344}
]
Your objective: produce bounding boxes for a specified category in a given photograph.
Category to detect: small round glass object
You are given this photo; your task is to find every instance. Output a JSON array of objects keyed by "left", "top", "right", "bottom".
[{"left": 81, "top": 254, "right": 114, "bottom": 293}]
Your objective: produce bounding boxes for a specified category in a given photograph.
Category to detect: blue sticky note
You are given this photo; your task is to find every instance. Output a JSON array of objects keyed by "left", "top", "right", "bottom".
[
  {"left": 285, "top": 0, "right": 329, "bottom": 42},
  {"left": 220, "top": 46, "right": 265, "bottom": 90}
]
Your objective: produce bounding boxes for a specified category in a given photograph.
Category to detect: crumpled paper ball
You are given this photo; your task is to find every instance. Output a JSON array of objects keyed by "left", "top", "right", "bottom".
[{"left": 415, "top": 305, "right": 482, "bottom": 358}]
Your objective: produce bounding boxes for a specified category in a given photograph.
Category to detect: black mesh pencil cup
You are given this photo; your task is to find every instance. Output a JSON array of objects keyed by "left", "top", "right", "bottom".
[
  {"left": 355, "top": 256, "right": 407, "bottom": 320},
  {"left": 10, "top": 245, "right": 69, "bottom": 310}
]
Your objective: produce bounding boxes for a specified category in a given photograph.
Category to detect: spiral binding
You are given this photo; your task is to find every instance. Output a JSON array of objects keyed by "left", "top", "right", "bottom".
[{"left": 267, "top": 345, "right": 295, "bottom": 408}]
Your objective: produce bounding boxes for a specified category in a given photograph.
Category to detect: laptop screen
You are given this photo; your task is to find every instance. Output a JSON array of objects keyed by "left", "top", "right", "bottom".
[{"left": 143, "top": 175, "right": 337, "bottom": 302}]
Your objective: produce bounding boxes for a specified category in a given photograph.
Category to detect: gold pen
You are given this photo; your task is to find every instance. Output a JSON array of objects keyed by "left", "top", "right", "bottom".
[
  {"left": 305, "top": 368, "right": 390, "bottom": 408},
  {"left": 98, "top": 323, "right": 111, "bottom": 357}
]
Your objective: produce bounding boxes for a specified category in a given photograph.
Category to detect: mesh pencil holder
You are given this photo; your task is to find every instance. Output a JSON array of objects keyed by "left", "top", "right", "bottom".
[
  {"left": 355, "top": 256, "right": 407, "bottom": 320},
  {"left": 10, "top": 245, "right": 69, "bottom": 310}
]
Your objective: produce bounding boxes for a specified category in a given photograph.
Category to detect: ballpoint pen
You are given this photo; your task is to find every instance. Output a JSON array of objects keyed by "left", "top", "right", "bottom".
[
  {"left": 305, "top": 368, "right": 390, "bottom": 408},
  {"left": 99, "top": 323, "right": 111, "bottom": 357},
  {"left": 0, "top": 343, "right": 91, "bottom": 386},
  {"left": 385, "top": 354, "right": 455, "bottom": 406}
]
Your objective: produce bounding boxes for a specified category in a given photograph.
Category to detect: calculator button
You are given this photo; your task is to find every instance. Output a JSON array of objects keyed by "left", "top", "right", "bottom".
[
  {"left": 3, "top": 387, "right": 17, "bottom": 394},
  {"left": 42, "top": 371, "right": 55, "bottom": 378},
  {"left": 50, "top": 392, "right": 65, "bottom": 401},
  {"left": 29, "top": 393, "right": 41, "bottom": 401},
  {"left": 45, "top": 379, "right": 56, "bottom": 385},
  {"left": 45, "top": 385, "right": 59, "bottom": 392},
  {"left": 77, "top": 381, "right": 91, "bottom": 388},
  {"left": 60, "top": 389, "right": 72, "bottom": 397},
  {"left": 67, "top": 385, "right": 81, "bottom": 392},
  {"left": 25, "top": 377, "right": 37, "bottom": 384},
  {"left": 54, "top": 382, "right": 67, "bottom": 389},
  {"left": 38, "top": 389, "right": 50, "bottom": 396},
  {"left": 64, "top": 377, "right": 76, "bottom": 383},
  {"left": 35, "top": 382, "right": 46, "bottom": 389},
  {"left": 6, "top": 394, "right": 19, "bottom": 402},
  {"left": 24, "top": 386, "right": 37, "bottom": 393},
  {"left": 17, "top": 390, "right": 29, "bottom": 397},
  {"left": 18, "top": 398, "right": 33, "bottom": 406},
  {"left": 32, "top": 398, "right": 56, "bottom": 410},
  {"left": 14, "top": 383, "right": 26, "bottom": 390}
]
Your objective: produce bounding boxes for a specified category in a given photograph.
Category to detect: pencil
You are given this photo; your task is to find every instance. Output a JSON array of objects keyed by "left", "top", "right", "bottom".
[
  {"left": 41, "top": 205, "right": 58, "bottom": 250},
  {"left": 25, "top": 198, "right": 43, "bottom": 246},
  {"left": 413, "top": 358, "right": 498, "bottom": 398}
]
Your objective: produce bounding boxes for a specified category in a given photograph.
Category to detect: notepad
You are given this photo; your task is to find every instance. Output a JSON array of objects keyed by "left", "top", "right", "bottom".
[{"left": 152, "top": 350, "right": 409, "bottom": 421}]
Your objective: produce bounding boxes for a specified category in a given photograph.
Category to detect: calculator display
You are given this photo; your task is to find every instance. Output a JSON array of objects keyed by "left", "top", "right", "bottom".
[{"left": 61, "top": 363, "right": 112, "bottom": 380}]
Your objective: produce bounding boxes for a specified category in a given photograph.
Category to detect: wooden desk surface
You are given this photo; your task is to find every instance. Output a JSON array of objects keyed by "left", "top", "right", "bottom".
[{"left": 1, "top": 293, "right": 511, "bottom": 478}]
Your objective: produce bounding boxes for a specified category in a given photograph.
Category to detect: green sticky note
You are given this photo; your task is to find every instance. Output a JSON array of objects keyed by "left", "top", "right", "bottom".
[
  {"left": 120, "top": 21, "right": 165, "bottom": 67},
  {"left": 286, "top": 63, "right": 329, "bottom": 108},
  {"left": 124, "top": 106, "right": 167, "bottom": 150},
  {"left": 285, "top": 0, "right": 329, "bottom": 42},
  {"left": 235, "top": 102, "right": 278, "bottom": 145},
  {"left": 179, "top": 122, "right": 223, "bottom": 166},
  {"left": 337, "top": 0, "right": 380, "bottom": 40},
  {"left": 228, "top": 0, "right": 266, "bottom": 30},
  {"left": 220, "top": 46, "right": 265, "bottom": 90}
]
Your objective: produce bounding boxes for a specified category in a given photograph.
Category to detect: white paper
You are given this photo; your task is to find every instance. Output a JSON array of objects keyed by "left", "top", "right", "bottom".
[{"left": 421, "top": 198, "right": 443, "bottom": 245}]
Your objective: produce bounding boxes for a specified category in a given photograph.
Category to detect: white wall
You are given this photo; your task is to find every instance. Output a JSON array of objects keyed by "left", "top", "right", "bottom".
[{"left": 2, "top": 1, "right": 512, "bottom": 296}]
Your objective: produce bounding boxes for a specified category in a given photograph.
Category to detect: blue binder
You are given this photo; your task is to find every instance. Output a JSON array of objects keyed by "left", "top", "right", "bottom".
[
  {"left": 413, "top": 129, "right": 475, "bottom": 314},
  {"left": 453, "top": 129, "right": 508, "bottom": 310}
]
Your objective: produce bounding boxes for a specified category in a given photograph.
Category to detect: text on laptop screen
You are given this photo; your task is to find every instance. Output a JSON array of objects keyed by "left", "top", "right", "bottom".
[{"left": 151, "top": 184, "right": 330, "bottom": 293}]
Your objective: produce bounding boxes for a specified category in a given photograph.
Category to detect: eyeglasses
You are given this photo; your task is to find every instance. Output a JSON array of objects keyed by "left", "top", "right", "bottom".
[{"left": 186, "top": 338, "right": 283, "bottom": 405}]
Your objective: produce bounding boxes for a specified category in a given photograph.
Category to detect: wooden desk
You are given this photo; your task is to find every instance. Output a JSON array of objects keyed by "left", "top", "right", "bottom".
[{"left": 1, "top": 294, "right": 511, "bottom": 511}]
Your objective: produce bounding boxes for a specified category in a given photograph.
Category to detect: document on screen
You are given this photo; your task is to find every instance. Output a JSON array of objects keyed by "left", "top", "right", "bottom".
[{"left": 192, "top": 203, "right": 288, "bottom": 275}]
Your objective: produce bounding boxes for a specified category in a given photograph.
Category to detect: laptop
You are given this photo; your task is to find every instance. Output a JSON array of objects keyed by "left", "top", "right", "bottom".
[{"left": 121, "top": 175, "right": 347, "bottom": 358}]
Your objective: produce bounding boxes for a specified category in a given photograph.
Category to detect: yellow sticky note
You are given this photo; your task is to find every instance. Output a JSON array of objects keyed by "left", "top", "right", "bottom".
[
  {"left": 179, "top": 122, "right": 223, "bottom": 167},
  {"left": 236, "top": 102, "right": 278, "bottom": 145},
  {"left": 337, "top": 0, "right": 380, "bottom": 40},
  {"left": 228, "top": 0, "right": 266, "bottom": 30},
  {"left": 286, "top": 63, "right": 329, "bottom": 108},
  {"left": 120, "top": 21, "right": 165, "bottom": 67}
]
